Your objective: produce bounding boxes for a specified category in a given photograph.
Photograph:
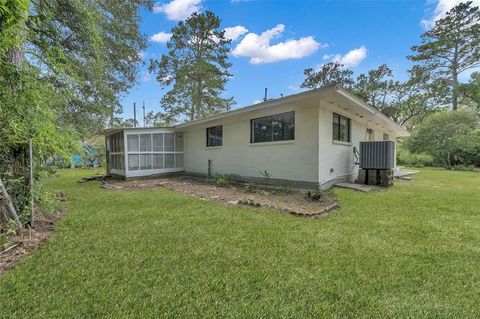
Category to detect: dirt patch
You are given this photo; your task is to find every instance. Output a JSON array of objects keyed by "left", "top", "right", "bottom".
[
  {"left": 0, "top": 207, "right": 65, "bottom": 275},
  {"left": 102, "top": 175, "right": 339, "bottom": 218}
]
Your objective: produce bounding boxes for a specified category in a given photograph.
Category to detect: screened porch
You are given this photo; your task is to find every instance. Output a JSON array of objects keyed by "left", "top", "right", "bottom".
[{"left": 105, "top": 127, "right": 184, "bottom": 179}]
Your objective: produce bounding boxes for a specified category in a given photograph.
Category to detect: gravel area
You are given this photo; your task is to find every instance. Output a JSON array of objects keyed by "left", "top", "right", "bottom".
[{"left": 103, "top": 175, "right": 339, "bottom": 217}]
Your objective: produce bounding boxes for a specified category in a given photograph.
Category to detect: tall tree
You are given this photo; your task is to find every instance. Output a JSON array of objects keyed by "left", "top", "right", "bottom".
[
  {"left": 301, "top": 62, "right": 354, "bottom": 89},
  {"left": 389, "top": 66, "right": 437, "bottom": 128},
  {"left": 1, "top": 0, "right": 150, "bottom": 221},
  {"left": 149, "top": 11, "right": 234, "bottom": 122},
  {"left": 409, "top": 1, "right": 480, "bottom": 110},
  {"left": 353, "top": 64, "right": 395, "bottom": 110}
]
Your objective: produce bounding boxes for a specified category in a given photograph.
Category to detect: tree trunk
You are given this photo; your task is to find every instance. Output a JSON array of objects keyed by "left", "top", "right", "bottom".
[
  {"left": 452, "top": 67, "right": 458, "bottom": 111},
  {"left": 451, "top": 48, "right": 459, "bottom": 111}
]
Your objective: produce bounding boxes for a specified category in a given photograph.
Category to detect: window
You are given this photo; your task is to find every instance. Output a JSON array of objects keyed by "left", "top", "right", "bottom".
[
  {"left": 333, "top": 113, "right": 351, "bottom": 142},
  {"left": 206, "top": 125, "right": 223, "bottom": 147},
  {"left": 251, "top": 111, "right": 295, "bottom": 143},
  {"left": 367, "top": 129, "right": 375, "bottom": 141},
  {"left": 383, "top": 133, "right": 389, "bottom": 141}
]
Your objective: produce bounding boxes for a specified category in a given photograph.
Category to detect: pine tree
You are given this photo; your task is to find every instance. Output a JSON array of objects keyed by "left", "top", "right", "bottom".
[
  {"left": 409, "top": 1, "right": 480, "bottom": 110},
  {"left": 150, "top": 11, "right": 234, "bottom": 122}
]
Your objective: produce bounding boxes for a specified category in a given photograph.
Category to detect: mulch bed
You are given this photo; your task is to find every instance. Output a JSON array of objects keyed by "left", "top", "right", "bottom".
[
  {"left": 0, "top": 200, "right": 65, "bottom": 275},
  {"left": 102, "top": 175, "right": 339, "bottom": 218}
]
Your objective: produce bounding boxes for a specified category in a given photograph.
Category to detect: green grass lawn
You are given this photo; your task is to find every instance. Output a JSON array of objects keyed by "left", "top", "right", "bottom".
[{"left": 1, "top": 168, "right": 480, "bottom": 318}]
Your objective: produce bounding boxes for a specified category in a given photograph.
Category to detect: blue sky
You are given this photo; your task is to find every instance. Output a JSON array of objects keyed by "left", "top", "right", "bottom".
[{"left": 119, "top": 0, "right": 472, "bottom": 120}]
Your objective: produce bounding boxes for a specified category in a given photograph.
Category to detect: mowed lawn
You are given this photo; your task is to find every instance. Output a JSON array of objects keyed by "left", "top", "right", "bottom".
[{"left": 1, "top": 169, "right": 480, "bottom": 318}]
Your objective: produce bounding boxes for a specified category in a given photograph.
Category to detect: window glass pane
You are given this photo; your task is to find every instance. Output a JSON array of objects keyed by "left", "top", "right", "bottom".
[
  {"left": 252, "top": 116, "right": 272, "bottom": 143},
  {"left": 207, "top": 126, "right": 222, "bottom": 147},
  {"left": 333, "top": 113, "right": 350, "bottom": 142},
  {"left": 165, "top": 154, "right": 175, "bottom": 168},
  {"left": 153, "top": 133, "right": 163, "bottom": 152},
  {"left": 128, "top": 154, "right": 139, "bottom": 170},
  {"left": 139, "top": 154, "right": 152, "bottom": 170},
  {"left": 153, "top": 154, "right": 164, "bottom": 169},
  {"left": 140, "top": 134, "right": 152, "bottom": 152},
  {"left": 272, "top": 112, "right": 294, "bottom": 141},
  {"left": 175, "top": 133, "right": 184, "bottom": 151},
  {"left": 339, "top": 116, "right": 348, "bottom": 141},
  {"left": 251, "top": 112, "right": 294, "bottom": 143},
  {"left": 127, "top": 135, "right": 139, "bottom": 152},
  {"left": 175, "top": 154, "right": 184, "bottom": 168},
  {"left": 164, "top": 133, "right": 174, "bottom": 152},
  {"left": 332, "top": 114, "right": 339, "bottom": 141}
]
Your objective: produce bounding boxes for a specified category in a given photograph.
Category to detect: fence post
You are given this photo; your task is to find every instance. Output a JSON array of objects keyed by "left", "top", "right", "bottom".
[{"left": 29, "top": 139, "right": 34, "bottom": 227}]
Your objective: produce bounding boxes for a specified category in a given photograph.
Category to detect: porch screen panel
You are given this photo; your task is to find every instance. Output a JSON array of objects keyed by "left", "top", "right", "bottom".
[
  {"left": 164, "top": 133, "right": 174, "bottom": 152},
  {"left": 175, "top": 154, "right": 184, "bottom": 168},
  {"left": 165, "top": 154, "right": 175, "bottom": 168},
  {"left": 140, "top": 154, "right": 152, "bottom": 170},
  {"left": 153, "top": 154, "right": 164, "bottom": 169},
  {"left": 175, "top": 133, "right": 184, "bottom": 152},
  {"left": 127, "top": 135, "right": 139, "bottom": 152},
  {"left": 140, "top": 134, "right": 152, "bottom": 152},
  {"left": 128, "top": 154, "right": 139, "bottom": 170},
  {"left": 153, "top": 133, "right": 164, "bottom": 152}
]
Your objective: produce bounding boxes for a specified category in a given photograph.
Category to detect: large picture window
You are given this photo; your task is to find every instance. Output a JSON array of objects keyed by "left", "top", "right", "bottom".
[
  {"left": 333, "top": 113, "right": 351, "bottom": 142},
  {"left": 251, "top": 111, "right": 295, "bottom": 143},
  {"left": 206, "top": 125, "right": 223, "bottom": 147}
]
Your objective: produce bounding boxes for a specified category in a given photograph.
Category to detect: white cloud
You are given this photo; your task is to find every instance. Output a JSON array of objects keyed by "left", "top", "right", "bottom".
[
  {"left": 141, "top": 71, "right": 151, "bottom": 82},
  {"left": 232, "top": 24, "right": 324, "bottom": 64},
  {"left": 323, "top": 46, "right": 367, "bottom": 67},
  {"left": 153, "top": 0, "right": 202, "bottom": 21},
  {"left": 252, "top": 99, "right": 264, "bottom": 104},
  {"left": 149, "top": 32, "right": 172, "bottom": 43},
  {"left": 224, "top": 26, "right": 248, "bottom": 41},
  {"left": 421, "top": 0, "right": 480, "bottom": 28}
]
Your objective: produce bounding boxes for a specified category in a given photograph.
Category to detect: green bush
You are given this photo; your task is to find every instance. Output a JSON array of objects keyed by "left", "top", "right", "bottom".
[
  {"left": 397, "top": 147, "right": 435, "bottom": 167},
  {"left": 214, "top": 173, "right": 231, "bottom": 187},
  {"left": 244, "top": 182, "right": 255, "bottom": 193},
  {"left": 406, "top": 111, "right": 480, "bottom": 168},
  {"left": 451, "top": 164, "right": 475, "bottom": 171}
]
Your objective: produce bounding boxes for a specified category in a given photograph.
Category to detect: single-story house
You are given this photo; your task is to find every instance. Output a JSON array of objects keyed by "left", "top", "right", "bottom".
[{"left": 104, "top": 85, "right": 409, "bottom": 189}]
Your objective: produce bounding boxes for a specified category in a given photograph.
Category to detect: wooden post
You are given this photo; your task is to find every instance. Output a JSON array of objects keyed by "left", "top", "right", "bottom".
[{"left": 29, "top": 139, "right": 34, "bottom": 227}]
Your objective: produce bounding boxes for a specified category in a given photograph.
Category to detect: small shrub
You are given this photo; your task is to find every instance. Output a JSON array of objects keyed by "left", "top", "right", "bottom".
[
  {"left": 259, "top": 170, "right": 271, "bottom": 183},
  {"left": 214, "top": 173, "right": 231, "bottom": 187},
  {"left": 244, "top": 182, "right": 255, "bottom": 193},
  {"left": 451, "top": 164, "right": 475, "bottom": 171}
]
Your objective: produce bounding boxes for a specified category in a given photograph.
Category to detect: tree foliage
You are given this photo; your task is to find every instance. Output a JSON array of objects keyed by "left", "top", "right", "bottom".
[
  {"left": 149, "top": 11, "right": 234, "bottom": 123},
  {"left": 301, "top": 62, "right": 354, "bottom": 89},
  {"left": 458, "top": 72, "right": 480, "bottom": 110},
  {"left": 1, "top": 0, "right": 150, "bottom": 223},
  {"left": 409, "top": 1, "right": 480, "bottom": 110},
  {"left": 353, "top": 64, "right": 395, "bottom": 110},
  {"left": 406, "top": 111, "right": 480, "bottom": 168}
]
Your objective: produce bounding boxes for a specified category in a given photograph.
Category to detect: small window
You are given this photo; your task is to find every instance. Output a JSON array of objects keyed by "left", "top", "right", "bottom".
[
  {"left": 251, "top": 111, "right": 295, "bottom": 143},
  {"left": 333, "top": 113, "right": 351, "bottom": 142},
  {"left": 206, "top": 125, "right": 223, "bottom": 147},
  {"left": 383, "top": 133, "right": 389, "bottom": 141},
  {"left": 367, "top": 129, "right": 375, "bottom": 141}
]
